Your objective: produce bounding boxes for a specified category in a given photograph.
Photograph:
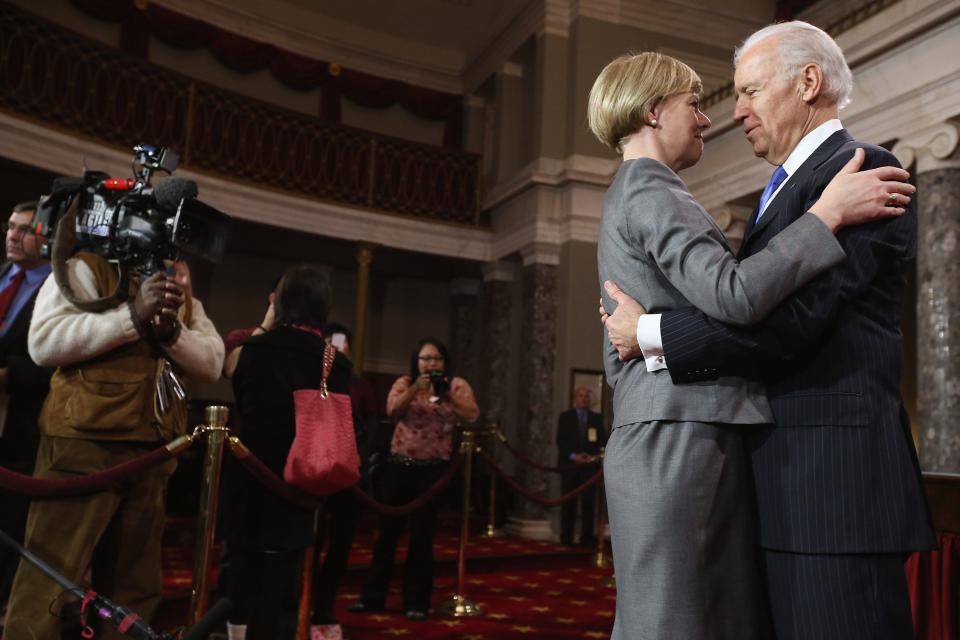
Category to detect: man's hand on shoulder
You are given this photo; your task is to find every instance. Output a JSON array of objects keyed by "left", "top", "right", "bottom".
[{"left": 601, "top": 280, "right": 646, "bottom": 361}]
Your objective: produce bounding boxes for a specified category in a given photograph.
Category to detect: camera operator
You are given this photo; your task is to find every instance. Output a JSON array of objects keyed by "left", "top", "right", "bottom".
[
  {"left": 352, "top": 337, "right": 478, "bottom": 621},
  {"left": 3, "top": 251, "right": 224, "bottom": 639}
]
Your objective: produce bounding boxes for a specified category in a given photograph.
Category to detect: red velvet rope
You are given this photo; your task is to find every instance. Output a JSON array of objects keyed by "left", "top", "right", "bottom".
[
  {"left": 349, "top": 455, "right": 464, "bottom": 517},
  {"left": 496, "top": 435, "right": 591, "bottom": 474},
  {"left": 227, "top": 439, "right": 464, "bottom": 516},
  {"left": 227, "top": 442, "right": 325, "bottom": 509},
  {"left": 0, "top": 446, "right": 177, "bottom": 498},
  {"left": 476, "top": 450, "right": 604, "bottom": 507}
]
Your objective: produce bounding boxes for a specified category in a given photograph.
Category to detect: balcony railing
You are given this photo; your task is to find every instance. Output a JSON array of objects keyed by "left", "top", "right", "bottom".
[{"left": 0, "top": 3, "right": 483, "bottom": 226}]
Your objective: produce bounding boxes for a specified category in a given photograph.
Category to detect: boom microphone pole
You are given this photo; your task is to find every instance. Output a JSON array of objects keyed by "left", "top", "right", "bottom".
[
  {"left": 0, "top": 528, "right": 231, "bottom": 639},
  {"left": 182, "top": 598, "right": 232, "bottom": 640},
  {"left": 0, "top": 527, "right": 162, "bottom": 639}
]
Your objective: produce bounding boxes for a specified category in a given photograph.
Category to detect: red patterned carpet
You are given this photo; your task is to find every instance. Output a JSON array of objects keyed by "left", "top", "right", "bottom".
[
  {"left": 337, "top": 564, "right": 615, "bottom": 639},
  {"left": 160, "top": 514, "right": 617, "bottom": 639}
]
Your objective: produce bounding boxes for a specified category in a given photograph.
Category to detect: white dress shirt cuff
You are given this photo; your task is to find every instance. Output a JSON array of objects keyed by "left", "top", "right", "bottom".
[{"left": 637, "top": 313, "right": 667, "bottom": 372}]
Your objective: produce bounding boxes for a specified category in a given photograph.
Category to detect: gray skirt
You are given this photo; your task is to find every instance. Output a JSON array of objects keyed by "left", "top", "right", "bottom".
[{"left": 604, "top": 420, "right": 769, "bottom": 640}]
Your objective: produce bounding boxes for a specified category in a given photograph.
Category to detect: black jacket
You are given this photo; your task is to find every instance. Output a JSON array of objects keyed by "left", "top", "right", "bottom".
[
  {"left": 0, "top": 262, "right": 51, "bottom": 472},
  {"left": 659, "top": 131, "right": 935, "bottom": 554},
  {"left": 224, "top": 326, "right": 351, "bottom": 551},
  {"left": 556, "top": 408, "right": 605, "bottom": 466}
]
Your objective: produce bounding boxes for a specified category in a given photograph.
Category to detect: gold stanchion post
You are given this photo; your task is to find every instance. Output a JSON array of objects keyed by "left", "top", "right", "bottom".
[
  {"left": 352, "top": 243, "right": 375, "bottom": 376},
  {"left": 482, "top": 427, "right": 504, "bottom": 539},
  {"left": 188, "top": 405, "right": 229, "bottom": 626},
  {"left": 295, "top": 512, "right": 320, "bottom": 640},
  {"left": 594, "top": 448, "right": 610, "bottom": 569},
  {"left": 437, "top": 429, "right": 483, "bottom": 617}
]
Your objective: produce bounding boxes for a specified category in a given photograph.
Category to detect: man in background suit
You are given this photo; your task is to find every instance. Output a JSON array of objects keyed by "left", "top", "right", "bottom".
[
  {"left": 603, "top": 21, "right": 935, "bottom": 639},
  {"left": 0, "top": 201, "right": 52, "bottom": 615},
  {"left": 556, "top": 386, "right": 605, "bottom": 546}
]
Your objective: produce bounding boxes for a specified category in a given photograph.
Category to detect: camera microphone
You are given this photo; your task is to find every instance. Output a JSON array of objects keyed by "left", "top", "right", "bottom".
[{"left": 154, "top": 177, "right": 198, "bottom": 211}]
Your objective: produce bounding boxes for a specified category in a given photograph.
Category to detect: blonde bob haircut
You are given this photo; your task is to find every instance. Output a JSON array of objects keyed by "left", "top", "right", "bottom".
[{"left": 588, "top": 52, "right": 702, "bottom": 154}]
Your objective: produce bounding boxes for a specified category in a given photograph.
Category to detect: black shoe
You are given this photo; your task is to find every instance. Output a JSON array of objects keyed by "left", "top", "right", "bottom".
[
  {"left": 348, "top": 602, "right": 383, "bottom": 613},
  {"left": 405, "top": 610, "right": 427, "bottom": 621}
]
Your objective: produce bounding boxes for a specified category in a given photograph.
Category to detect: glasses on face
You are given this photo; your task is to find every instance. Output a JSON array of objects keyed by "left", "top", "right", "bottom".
[
  {"left": 3, "top": 222, "right": 35, "bottom": 238},
  {"left": 418, "top": 355, "right": 445, "bottom": 363}
]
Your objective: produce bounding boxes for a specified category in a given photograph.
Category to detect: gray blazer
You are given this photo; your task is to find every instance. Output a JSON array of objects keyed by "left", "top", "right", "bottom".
[{"left": 598, "top": 158, "right": 845, "bottom": 427}]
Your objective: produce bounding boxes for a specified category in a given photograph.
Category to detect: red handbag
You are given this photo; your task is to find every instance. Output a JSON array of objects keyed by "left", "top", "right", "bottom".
[{"left": 284, "top": 344, "right": 360, "bottom": 495}]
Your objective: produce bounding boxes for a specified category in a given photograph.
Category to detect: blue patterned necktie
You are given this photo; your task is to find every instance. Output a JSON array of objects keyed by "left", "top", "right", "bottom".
[{"left": 755, "top": 165, "right": 788, "bottom": 223}]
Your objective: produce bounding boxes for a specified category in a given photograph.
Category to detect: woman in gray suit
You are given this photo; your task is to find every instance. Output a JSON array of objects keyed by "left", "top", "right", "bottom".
[{"left": 589, "top": 52, "right": 912, "bottom": 639}]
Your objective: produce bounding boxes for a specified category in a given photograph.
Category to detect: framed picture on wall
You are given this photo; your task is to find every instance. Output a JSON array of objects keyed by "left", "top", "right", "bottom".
[{"left": 569, "top": 368, "right": 608, "bottom": 418}]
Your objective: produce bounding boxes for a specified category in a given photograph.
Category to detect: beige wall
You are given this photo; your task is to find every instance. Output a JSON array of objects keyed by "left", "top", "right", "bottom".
[
  {"left": 365, "top": 275, "right": 451, "bottom": 374},
  {"left": 553, "top": 241, "right": 605, "bottom": 422},
  {"left": 566, "top": 16, "right": 732, "bottom": 159},
  {"left": 527, "top": 32, "right": 570, "bottom": 162}
]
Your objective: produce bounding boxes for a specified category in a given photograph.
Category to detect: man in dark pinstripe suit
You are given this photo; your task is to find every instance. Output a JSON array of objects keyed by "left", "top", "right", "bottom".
[{"left": 602, "top": 21, "right": 936, "bottom": 640}]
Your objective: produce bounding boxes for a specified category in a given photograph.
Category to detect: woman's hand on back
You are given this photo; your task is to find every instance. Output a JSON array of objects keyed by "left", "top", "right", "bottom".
[{"left": 809, "top": 148, "right": 915, "bottom": 232}]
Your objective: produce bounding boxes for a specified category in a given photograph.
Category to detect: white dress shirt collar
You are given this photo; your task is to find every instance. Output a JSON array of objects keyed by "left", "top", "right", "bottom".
[
  {"left": 782, "top": 118, "right": 844, "bottom": 175},
  {"left": 760, "top": 119, "right": 844, "bottom": 215}
]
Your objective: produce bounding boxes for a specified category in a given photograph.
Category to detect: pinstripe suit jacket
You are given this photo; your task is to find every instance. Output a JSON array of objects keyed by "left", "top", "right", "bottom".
[
  {"left": 660, "top": 130, "right": 936, "bottom": 554},
  {"left": 598, "top": 157, "right": 845, "bottom": 428}
]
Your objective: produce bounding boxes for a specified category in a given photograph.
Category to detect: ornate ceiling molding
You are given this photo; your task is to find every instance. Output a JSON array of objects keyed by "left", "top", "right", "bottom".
[
  {"left": 892, "top": 120, "right": 960, "bottom": 172},
  {"left": 521, "top": 241, "right": 562, "bottom": 266},
  {"left": 483, "top": 154, "right": 618, "bottom": 211},
  {"left": 482, "top": 260, "right": 518, "bottom": 282}
]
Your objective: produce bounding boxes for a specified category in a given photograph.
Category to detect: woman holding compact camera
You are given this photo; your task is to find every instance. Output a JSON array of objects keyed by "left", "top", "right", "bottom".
[{"left": 351, "top": 337, "right": 479, "bottom": 621}]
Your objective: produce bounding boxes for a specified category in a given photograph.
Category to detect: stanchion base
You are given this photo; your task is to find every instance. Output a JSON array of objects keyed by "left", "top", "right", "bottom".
[
  {"left": 437, "top": 593, "right": 483, "bottom": 618},
  {"left": 594, "top": 553, "right": 611, "bottom": 568},
  {"left": 481, "top": 526, "right": 506, "bottom": 538},
  {"left": 604, "top": 574, "right": 616, "bottom": 588}
]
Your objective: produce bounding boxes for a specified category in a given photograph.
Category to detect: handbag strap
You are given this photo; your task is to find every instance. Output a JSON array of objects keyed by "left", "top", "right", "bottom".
[{"left": 319, "top": 343, "right": 335, "bottom": 398}]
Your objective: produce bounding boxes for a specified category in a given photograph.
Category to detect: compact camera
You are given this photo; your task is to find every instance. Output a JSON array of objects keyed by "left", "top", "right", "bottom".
[{"left": 428, "top": 370, "right": 450, "bottom": 396}]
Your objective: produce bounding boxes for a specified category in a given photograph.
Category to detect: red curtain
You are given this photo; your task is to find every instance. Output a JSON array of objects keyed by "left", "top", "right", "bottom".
[
  {"left": 69, "top": 0, "right": 463, "bottom": 147},
  {"left": 907, "top": 532, "right": 960, "bottom": 640}
]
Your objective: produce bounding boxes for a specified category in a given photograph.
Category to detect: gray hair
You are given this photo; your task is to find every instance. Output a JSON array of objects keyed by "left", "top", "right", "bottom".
[{"left": 734, "top": 21, "right": 853, "bottom": 109}]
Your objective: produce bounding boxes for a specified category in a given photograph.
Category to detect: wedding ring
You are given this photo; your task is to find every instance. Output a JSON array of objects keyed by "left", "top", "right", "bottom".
[{"left": 887, "top": 192, "right": 897, "bottom": 204}]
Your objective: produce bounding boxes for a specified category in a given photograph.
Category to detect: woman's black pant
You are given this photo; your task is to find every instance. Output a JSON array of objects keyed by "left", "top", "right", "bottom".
[
  {"left": 360, "top": 460, "right": 445, "bottom": 612},
  {"left": 228, "top": 547, "right": 301, "bottom": 638},
  {"left": 311, "top": 489, "right": 360, "bottom": 624}
]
